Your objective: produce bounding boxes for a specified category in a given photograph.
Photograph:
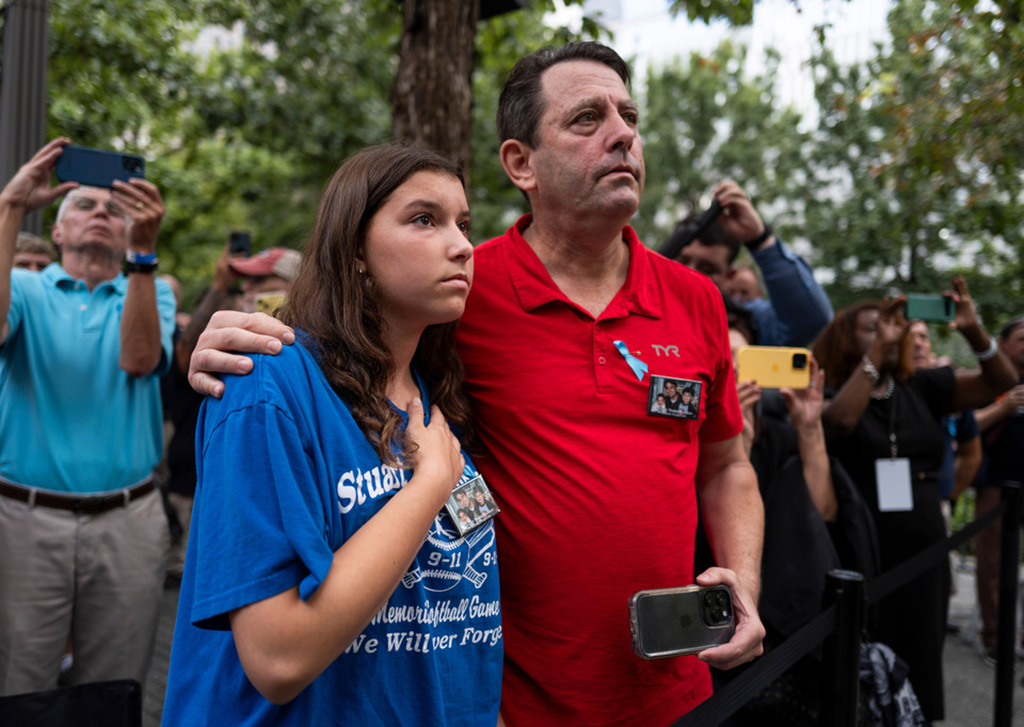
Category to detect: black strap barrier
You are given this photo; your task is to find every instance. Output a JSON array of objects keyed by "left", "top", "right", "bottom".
[
  {"left": 670, "top": 607, "right": 838, "bottom": 727},
  {"left": 671, "top": 496, "right": 1012, "bottom": 727},
  {"left": 866, "top": 497, "right": 1005, "bottom": 605}
]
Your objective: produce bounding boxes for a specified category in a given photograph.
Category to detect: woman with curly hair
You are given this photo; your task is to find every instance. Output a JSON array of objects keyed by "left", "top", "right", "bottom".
[{"left": 812, "top": 276, "right": 1015, "bottom": 723}]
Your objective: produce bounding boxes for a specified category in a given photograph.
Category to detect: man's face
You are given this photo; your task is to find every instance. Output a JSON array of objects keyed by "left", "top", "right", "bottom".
[
  {"left": 664, "top": 381, "right": 677, "bottom": 398},
  {"left": 908, "top": 321, "right": 935, "bottom": 369},
  {"left": 457, "top": 492, "right": 470, "bottom": 508},
  {"left": 13, "top": 251, "right": 54, "bottom": 272},
  {"left": 1001, "top": 324, "right": 1024, "bottom": 371},
  {"left": 51, "top": 188, "right": 128, "bottom": 256},
  {"left": 725, "top": 268, "right": 760, "bottom": 302},
  {"left": 677, "top": 242, "right": 731, "bottom": 290},
  {"left": 526, "top": 60, "right": 644, "bottom": 220}
]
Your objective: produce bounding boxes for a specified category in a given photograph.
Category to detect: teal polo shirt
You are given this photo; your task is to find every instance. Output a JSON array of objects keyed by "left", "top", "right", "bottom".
[{"left": 0, "top": 264, "right": 175, "bottom": 493}]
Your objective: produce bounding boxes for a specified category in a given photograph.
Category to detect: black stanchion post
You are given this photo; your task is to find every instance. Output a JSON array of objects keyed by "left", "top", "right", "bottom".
[
  {"left": 820, "top": 570, "right": 865, "bottom": 727},
  {"left": 993, "top": 481, "right": 1021, "bottom": 727}
]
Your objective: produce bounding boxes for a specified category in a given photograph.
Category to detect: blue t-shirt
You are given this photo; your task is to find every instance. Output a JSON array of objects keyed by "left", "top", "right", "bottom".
[{"left": 162, "top": 340, "right": 501, "bottom": 726}]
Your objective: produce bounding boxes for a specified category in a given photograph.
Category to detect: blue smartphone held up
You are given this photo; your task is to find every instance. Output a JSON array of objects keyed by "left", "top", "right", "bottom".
[{"left": 55, "top": 145, "right": 145, "bottom": 189}]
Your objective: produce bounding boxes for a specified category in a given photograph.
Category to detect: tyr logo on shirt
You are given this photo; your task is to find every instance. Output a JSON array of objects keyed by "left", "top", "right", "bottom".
[
  {"left": 651, "top": 344, "right": 680, "bottom": 357},
  {"left": 336, "top": 465, "right": 409, "bottom": 514}
]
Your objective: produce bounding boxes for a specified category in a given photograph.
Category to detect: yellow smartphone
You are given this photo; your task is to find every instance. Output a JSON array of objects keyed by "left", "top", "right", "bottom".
[
  {"left": 736, "top": 346, "right": 811, "bottom": 389},
  {"left": 255, "top": 292, "right": 286, "bottom": 316}
]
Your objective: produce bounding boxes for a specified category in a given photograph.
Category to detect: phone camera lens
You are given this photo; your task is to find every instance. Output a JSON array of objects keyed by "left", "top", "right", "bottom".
[{"left": 792, "top": 353, "right": 808, "bottom": 369}]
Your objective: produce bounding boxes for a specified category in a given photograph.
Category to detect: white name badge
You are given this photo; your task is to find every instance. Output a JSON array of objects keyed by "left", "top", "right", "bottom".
[{"left": 875, "top": 458, "right": 913, "bottom": 512}]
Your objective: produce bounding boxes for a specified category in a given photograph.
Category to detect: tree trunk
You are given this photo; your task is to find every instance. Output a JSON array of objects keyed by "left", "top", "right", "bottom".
[{"left": 392, "top": 0, "right": 480, "bottom": 172}]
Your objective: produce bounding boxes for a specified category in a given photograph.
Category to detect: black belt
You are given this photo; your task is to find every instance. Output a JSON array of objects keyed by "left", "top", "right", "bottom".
[{"left": 0, "top": 478, "right": 156, "bottom": 514}]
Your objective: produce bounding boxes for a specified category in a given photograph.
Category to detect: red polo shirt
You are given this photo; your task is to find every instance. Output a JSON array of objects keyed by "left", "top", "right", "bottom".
[{"left": 456, "top": 216, "right": 743, "bottom": 727}]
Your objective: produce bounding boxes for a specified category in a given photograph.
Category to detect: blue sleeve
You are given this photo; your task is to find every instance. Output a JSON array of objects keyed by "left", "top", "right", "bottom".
[
  {"left": 747, "top": 235, "right": 834, "bottom": 346},
  {"left": 189, "top": 360, "right": 336, "bottom": 630},
  {"left": 957, "top": 409, "right": 979, "bottom": 442},
  {"left": 4, "top": 269, "right": 32, "bottom": 343}
]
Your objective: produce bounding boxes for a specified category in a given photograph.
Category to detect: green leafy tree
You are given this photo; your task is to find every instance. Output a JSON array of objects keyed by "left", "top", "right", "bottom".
[
  {"left": 635, "top": 41, "right": 810, "bottom": 252},
  {"left": 669, "top": 0, "right": 757, "bottom": 26},
  {"left": 805, "top": 0, "right": 1024, "bottom": 324},
  {"left": 41, "top": 0, "right": 401, "bottom": 302}
]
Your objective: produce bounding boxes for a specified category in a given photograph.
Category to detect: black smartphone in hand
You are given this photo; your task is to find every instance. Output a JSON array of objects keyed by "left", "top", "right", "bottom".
[
  {"left": 54, "top": 145, "right": 145, "bottom": 189},
  {"left": 229, "top": 231, "right": 252, "bottom": 258}
]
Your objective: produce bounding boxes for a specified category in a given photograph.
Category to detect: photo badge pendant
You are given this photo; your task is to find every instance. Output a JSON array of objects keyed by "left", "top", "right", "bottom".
[
  {"left": 444, "top": 474, "right": 500, "bottom": 537},
  {"left": 648, "top": 375, "right": 702, "bottom": 421}
]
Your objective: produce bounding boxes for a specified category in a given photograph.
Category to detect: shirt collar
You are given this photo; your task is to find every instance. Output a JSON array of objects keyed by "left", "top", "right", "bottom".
[
  {"left": 503, "top": 214, "right": 661, "bottom": 320},
  {"left": 47, "top": 263, "right": 127, "bottom": 294}
]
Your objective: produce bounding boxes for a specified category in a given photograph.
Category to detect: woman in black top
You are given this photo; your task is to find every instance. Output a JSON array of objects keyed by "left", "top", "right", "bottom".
[{"left": 812, "top": 277, "right": 1016, "bottom": 723}]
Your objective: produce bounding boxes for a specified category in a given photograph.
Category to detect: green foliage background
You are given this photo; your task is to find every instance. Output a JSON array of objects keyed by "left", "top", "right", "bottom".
[{"left": 2, "top": 0, "right": 1022, "bottom": 331}]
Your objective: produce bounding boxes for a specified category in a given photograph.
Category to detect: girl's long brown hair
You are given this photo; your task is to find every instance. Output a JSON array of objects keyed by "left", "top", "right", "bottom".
[{"left": 278, "top": 143, "right": 471, "bottom": 467}]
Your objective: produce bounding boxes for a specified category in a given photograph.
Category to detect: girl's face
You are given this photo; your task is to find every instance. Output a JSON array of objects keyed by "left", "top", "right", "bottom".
[{"left": 361, "top": 170, "right": 473, "bottom": 337}]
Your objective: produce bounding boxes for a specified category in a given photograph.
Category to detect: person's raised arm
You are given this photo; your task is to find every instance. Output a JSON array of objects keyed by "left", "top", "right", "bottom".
[
  {"left": 975, "top": 384, "right": 1024, "bottom": 433},
  {"left": 736, "top": 380, "right": 762, "bottom": 459},
  {"left": 945, "top": 276, "right": 1018, "bottom": 412},
  {"left": 0, "top": 139, "right": 78, "bottom": 345},
  {"left": 188, "top": 310, "right": 295, "bottom": 397},
  {"left": 951, "top": 432, "right": 982, "bottom": 501},
  {"left": 781, "top": 359, "right": 838, "bottom": 521},
  {"left": 714, "top": 180, "right": 833, "bottom": 346},
  {"left": 114, "top": 178, "right": 166, "bottom": 376},
  {"left": 230, "top": 399, "right": 463, "bottom": 704},
  {"left": 821, "top": 298, "right": 906, "bottom": 438},
  {"left": 693, "top": 432, "right": 765, "bottom": 669}
]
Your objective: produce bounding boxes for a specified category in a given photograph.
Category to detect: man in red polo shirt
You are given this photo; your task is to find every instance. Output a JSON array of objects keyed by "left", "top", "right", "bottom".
[{"left": 188, "top": 42, "right": 765, "bottom": 727}]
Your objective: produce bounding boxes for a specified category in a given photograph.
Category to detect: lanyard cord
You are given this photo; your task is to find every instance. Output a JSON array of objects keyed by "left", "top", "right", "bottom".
[{"left": 886, "top": 386, "right": 899, "bottom": 459}]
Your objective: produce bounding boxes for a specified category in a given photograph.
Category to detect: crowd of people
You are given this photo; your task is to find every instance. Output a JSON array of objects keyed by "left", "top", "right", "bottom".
[{"left": 0, "top": 40, "right": 1021, "bottom": 727}]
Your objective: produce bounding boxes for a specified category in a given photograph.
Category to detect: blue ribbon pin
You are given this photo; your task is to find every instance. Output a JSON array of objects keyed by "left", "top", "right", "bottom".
[{"left": 613, "top": 340, "right": 648, "bottom": 382}]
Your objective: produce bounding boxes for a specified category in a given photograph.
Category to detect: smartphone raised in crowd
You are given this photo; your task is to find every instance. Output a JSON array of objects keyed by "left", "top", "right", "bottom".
[
  {"left": 229, "top": 231, "right": 252, "bottom": 258},
  {"left": 255, "top": 292, "right": 286, "bottom": 316},
  {"left": 905, "top": 293, "right": 954, "bottom": 323},
  {"left": 736, "top": 346, "right": 811, "bottom": 389},
  {"left": 629, "top": 585, "right": 735, "bottom": 660},
  {"left": 55, "top": 145, "right": 145, "bottom": 189}
]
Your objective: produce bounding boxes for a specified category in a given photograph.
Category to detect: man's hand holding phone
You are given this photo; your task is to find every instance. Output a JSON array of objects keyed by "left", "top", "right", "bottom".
[
  {"left": 713, "top": 180, "right": 774, "bottom": 251},
  {"left": 0, "top": 138, "right": 79, "bottom": 216},
  {"left": 693, "top": 566, "right": 765, "bottom": 669}
]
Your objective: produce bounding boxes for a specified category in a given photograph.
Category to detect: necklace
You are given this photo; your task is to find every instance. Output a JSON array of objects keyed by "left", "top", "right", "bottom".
[{"left": 871, "top": 376, "right": 895, "bottom": 400}]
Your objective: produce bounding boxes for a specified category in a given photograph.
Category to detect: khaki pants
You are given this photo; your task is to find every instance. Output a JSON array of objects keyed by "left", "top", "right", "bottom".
[{"left": 0, "top": 488, "right": 170, "bottom": 695}]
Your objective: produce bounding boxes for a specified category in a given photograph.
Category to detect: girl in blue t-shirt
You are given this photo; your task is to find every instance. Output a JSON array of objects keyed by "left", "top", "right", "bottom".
[{"left": 163, "top": 144, "right": 502, "bottom": 727}]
